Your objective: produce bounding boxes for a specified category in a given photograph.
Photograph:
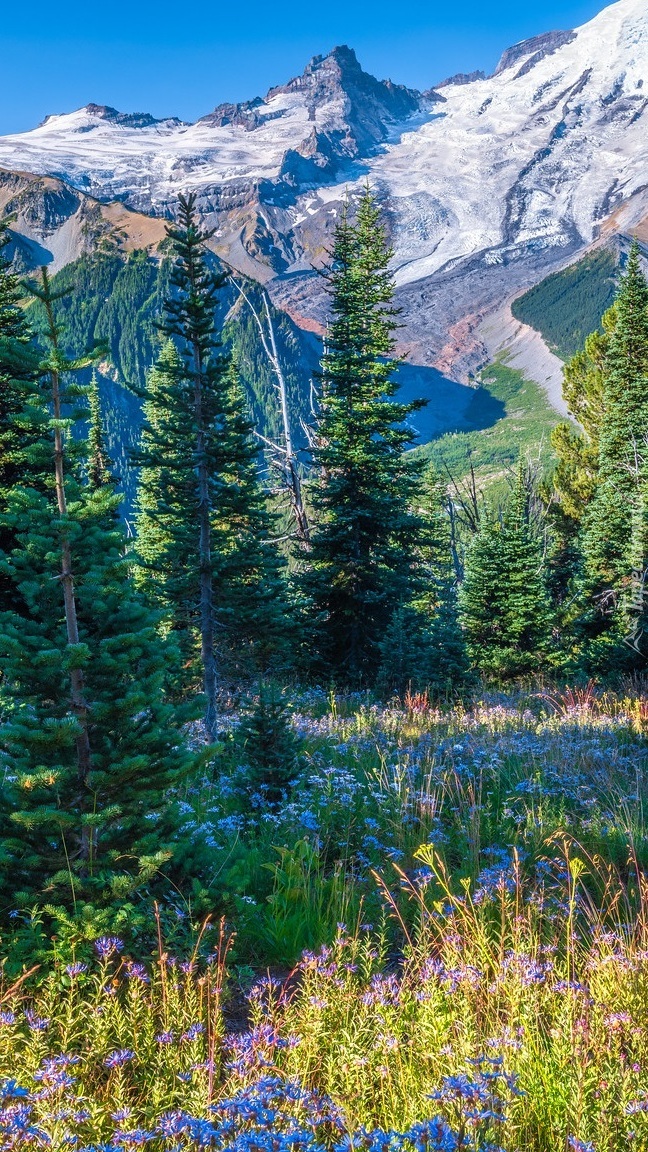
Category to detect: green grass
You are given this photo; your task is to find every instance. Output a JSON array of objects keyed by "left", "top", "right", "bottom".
[
  {"left": 419, "top": 359, "right": 559, "bottom": 494},
  {"left": 511, "top": 248, "right": 618, "bottom": 361}
]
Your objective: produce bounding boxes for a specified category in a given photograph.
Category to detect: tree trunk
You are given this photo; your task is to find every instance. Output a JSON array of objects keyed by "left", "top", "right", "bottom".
[
  {"left": 262, "top": 294, "right": 310, "bottom": 545},
  {"left": 42, "top": 273, "right": 92, "bottom": 792},
  {"left": 191, "top": 337, "right": 217, "bottom": 740}
]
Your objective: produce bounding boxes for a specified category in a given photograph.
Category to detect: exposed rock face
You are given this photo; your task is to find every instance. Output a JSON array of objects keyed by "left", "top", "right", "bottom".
[
  {"left": 83, "top": 105, "right": 184, "bottom": 129},
  {"left": 267, "top": 45, "right": 422, "bottom": 157},
  {"left": 198, "top": 98, "right": 266, "bottom": 130},
  {"left": 0, "top": 168, "right": 166, "bottom": 272},
  {"left": 494, "top": 30, "right": 577, "bottom": 76},
  {"left": 435, "top": 71, "right": 486, "bottom": 89}
]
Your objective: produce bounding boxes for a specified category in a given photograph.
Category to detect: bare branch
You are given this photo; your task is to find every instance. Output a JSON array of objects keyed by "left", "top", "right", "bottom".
[{"left": 229, "top": 276, "right": 311, "bottom": 545}]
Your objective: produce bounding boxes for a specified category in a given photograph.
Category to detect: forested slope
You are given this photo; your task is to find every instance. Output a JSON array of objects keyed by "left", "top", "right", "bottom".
[
  {"left": 511, "top": 248, "right": 619, "bottom": 360},
  {"left": 27, "top": 248, "right": 319, "bottom": 508}
]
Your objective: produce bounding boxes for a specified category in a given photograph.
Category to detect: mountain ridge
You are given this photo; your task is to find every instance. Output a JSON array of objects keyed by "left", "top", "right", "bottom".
[{"left": 1, "top": 0, "right": 646, "bottom": 388}]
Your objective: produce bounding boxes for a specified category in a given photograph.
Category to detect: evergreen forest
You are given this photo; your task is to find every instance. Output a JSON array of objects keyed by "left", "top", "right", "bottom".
[{"left": 1, "top": 189, "right": 648, "bottom": 1152}]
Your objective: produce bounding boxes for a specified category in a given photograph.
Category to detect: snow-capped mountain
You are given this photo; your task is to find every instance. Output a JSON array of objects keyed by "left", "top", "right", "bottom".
[
  {"left": 0, "top": 48, "right": 423, "bottom": 213},
  {"left": 0, "top": 0, "right": 647, "bottom": 378},
  {"left": 380, "top": 0, "right": 647, "bottom": 287}
]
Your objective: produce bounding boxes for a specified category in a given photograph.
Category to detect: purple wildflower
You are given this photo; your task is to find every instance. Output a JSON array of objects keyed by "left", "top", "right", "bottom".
[
  {"left": 94, "top": 936, "right": 124, "bottom": 959},
  {"left": 66, "top": 963, "right": 88, "bottom": 978},
  {"left": 25, "top": 1009, "right": 49, "bottom": 1032},
  {"left": 104, "top": 1049, "right": 135, "bottom": 1068}
]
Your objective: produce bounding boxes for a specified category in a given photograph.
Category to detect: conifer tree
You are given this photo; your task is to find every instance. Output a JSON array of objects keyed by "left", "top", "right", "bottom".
[
  {"left": 0, "top": 221, "right": 41, "bottom": 614},
  {"left": 87, "top": 369, "right": 111, "bottom": 490},
  {"left": 459, "top": 464, "right": 553, "bottom": 679},
  {"left": 577, "top": 243, "right": 648, "bottom": 666},
  {"left": 25, "top": 266, "right": 94, "bottom": 787},
  {"left": 0, "top": 274, "right": 197, "bottom": 912},
  {"left": 582, "top": 244, "right": 648, "bottom": 590},
  {"left": 134, "top": 198, "right": 290, "bottom": 724},
  {"left": 377, "top": 470, "right": 469, "bottom": 696},
  {"left": 549, "top": 313, "right": 612, "bottom": 524},
  {"left": 302, "top": 189, "right": 426, "bottom": 686},
  {"left": 622, "top": 455, "right": 648, "bottom": 662},
  {"left": 238, "top": 684, "right": 302, "bottom": 806}
]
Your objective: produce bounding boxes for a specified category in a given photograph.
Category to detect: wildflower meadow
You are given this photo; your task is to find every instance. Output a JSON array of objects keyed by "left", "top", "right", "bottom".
[{"left": 2, "top": 686, "right": 648, "bottom": 1151}]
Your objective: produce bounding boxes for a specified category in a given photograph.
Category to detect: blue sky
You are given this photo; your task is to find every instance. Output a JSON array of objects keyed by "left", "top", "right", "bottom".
[{"left": 1, "top": 0, "right": 608, "bottom": 134}]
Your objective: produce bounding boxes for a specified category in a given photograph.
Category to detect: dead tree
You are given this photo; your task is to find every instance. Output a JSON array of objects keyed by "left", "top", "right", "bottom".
[{"left": 229, "top": 278, "right": 310, "bottom": 545}]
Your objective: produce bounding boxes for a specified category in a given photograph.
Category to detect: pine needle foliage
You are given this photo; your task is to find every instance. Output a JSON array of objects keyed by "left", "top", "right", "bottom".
[
  {"left": 302, "top": 189, "right": 427, "bottom": 686},
  {"left": 377, "top": 470, "right": 469, "bottom": 697},
  {"left": 0, "top": 220, "right": 42, "bottom": 614},
  {"left": 459, "top": 464, "right": 553, "bottom": 679},
  {"left": 0, "top": 268, "right": 198, "bottom": 915},
  {"left": 86, "top": 369, "right": 111, "bottom": 490},
  {"left": 134, "top": 197, "right": 291, "bottom": 724},
  {"left": 238, "top": 684, "right": 302, "bottom": 806},
  {"left": 576, "top": 243, "right": 648, "bottom": 668}
]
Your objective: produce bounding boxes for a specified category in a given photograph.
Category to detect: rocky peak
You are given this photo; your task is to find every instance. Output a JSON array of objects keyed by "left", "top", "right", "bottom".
[
  {"left": 84, "top": 104, "right": 181, "bottom": 128},
  {"left": 435, "top": 70, "right": 486, "bottom": 89},
  {"left": 494, "top": 29, "right": 577, "bottom": 78},
  {"left": 269, "top": 45, "right": 422, "bottom": 153},
  {"left": 198, "top": 97, "right": 266, "bottom": 130}
]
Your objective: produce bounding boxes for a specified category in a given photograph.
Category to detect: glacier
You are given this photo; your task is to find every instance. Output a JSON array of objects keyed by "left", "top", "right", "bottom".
[{"left": 0, "top": 0, "right": 646, "bottom": 381}]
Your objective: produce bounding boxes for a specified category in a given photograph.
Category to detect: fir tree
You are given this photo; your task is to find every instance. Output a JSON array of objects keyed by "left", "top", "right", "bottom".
[
  {"left": 302, "top": 189, "right": 426, "bottom": 686},
  {"left": 542, "top": 309, "right": 614, "bottom": 625},
  {"left": 459, "top": 464, "right": 553, "bottom": 679},
  {"left": 87, "top": 369, "right": 111, "bottom": 490},
  {"left": 549, "top": 312, "right": 612, "bottom": 524},
  {"left": 134, "top": 198, "right": 290, "bottom": 721},
  {"left": 377, "top": 470, "right": 469, "bottom": 697},
  {"left": 582, "top": 244, "right": 648, "bottom": 591},
  {"left": 24, "top": 267, "right": 94, "bottom": 789},
  {"left": 0, "top": 220, "right": 41, "bottom": 614},
  {"left": 238, "top": 684, "right": 302, "bottom": 806},
  {"left": 621, "top": 454, "right": 648, "bottom": 662},
  {"left": 577, "top": 243, "right": 648, "bottom": 667},
  {"left": 0, "top": 276, "right": 197, "bottom": 913},
  {"left": 599, "top": 244, "right": 648, "bottom": 478}
]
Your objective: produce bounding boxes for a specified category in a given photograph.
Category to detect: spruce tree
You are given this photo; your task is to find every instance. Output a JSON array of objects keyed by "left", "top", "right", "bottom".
[
  {"left": 134, "top": 197, "right": 290, "bottom": 722},
  {"left": 622, "top": 454, "right": 648, "bottom": 661},
  {"left": 459, "top": 464, "right": 553, "bottom": 679},
  {"left": 0, "top": 274, "right": 197, "bottom": 913},
  {"left": 87, "top": 369, "right": 111, "bottom": 490},
  {"left": 302, "top": 189, "right": 426, "bottom": 686},
  {"left": 238, "top": 684, "right": 302, "bottom": 806},
  {"left": 577, "top": 243, "right": 648, "bottom": 667},
  {"left": 582, "top": 244, "right": 648, "bottom": 590}
]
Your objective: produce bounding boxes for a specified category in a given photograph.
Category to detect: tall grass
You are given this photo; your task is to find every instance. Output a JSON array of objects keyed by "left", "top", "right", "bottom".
[
  {"left": 2, "top": 687, "right": 648, "bottom": 1150},
  {"left": 3, "top": 858, "right": 648, "bottom": 1149}
]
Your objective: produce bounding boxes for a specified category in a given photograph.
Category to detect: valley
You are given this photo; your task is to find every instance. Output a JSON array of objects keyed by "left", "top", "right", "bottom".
[{"left": 1, "top": 0, "right": 647, "bottom": 482}]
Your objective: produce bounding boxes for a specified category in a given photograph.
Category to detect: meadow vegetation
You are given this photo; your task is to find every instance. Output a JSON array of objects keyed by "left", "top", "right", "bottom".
[
  {"left": 423, "top": 360, "right": 558, "bottom": 492},
  {"left": 2, "top": 687, "right": 648, "bottom": 1150}
]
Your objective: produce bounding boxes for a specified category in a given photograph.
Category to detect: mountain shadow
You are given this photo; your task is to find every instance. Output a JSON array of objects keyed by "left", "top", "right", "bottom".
[{"left": 396, "top": 362, "right": 506, "bottom": 443}]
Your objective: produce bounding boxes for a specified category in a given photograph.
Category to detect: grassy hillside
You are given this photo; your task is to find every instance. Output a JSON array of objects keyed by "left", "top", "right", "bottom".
[
  {"left": 511, "top": 247, "right": 618, "bottom": 360},
  {"left": 419, "top": 358, "right": 559, "bottom": 493}
]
